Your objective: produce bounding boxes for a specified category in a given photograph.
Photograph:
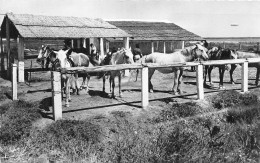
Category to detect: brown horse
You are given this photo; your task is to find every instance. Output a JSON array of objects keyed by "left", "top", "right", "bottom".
[
  {"left": 102, "top": 48, "right": 134, "bottom": 98},
  {"left": 204, "top": 47, "right": 238, "bottom": 88},
  {"left": 143, "top": 44, "right": 208, "bottom": 94},
  {"left": 230, "top": 51, "right": 260, "bottom": 86}
]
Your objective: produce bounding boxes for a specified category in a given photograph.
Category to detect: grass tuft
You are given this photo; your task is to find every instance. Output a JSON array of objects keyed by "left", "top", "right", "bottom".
[{"left": 0, "top": 100, "right": 41, "bottom": 145}]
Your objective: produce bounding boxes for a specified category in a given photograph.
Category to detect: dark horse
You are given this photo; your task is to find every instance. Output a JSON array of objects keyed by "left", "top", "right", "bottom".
[
  {"left": 204, "top": 47, "right": 237, "bottom": 89},
  {"left": 229, "top": 51, "right": 260, "bottom": 86},
  {"left": 143, "top": 44, "right": 208, "bottom": 95},
  {"left": 37, "top": 45, "right": 52, "bottom": 70}
]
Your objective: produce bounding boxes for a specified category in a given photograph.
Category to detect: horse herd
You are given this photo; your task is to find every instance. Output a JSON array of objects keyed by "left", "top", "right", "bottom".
[{"left": 36, "top": 43, "right": 260, "bottom": 105}]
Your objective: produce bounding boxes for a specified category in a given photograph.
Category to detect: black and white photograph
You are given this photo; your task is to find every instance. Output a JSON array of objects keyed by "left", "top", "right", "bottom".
[{"left": 0, "top": 0, "right": 260, "bottom": 162}]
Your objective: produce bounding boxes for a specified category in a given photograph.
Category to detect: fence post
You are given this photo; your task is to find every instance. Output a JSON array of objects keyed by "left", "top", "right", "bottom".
[
  {"left": 196, "top": 64, "right": 204, "bottom": 100},
  {"left": 142, "top": 66, "right": 149, "bottom": 109},
  {"left": 51, "top": 71, "right": 62, "bottom": 121},
  {"left": 12, "top": 64, "right": 17, "bottom": 100},
  {"left": 241, "top": 60, "right": 248, "bottom": 93}
]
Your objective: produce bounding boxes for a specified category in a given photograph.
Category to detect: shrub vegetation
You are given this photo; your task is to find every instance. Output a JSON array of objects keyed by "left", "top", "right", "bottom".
[{"left": 0, "top": 90, "right": 259, "bottom": 162}]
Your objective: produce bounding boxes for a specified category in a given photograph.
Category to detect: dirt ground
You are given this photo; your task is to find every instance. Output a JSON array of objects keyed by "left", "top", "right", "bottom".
[{"left": 1, "top": 58, "right": 260, "bottom": 121}]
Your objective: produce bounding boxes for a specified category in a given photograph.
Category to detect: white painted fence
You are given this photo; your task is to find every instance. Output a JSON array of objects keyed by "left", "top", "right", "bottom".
[{"left": 11, "top": 58, "right": 260, "bottom": 120}]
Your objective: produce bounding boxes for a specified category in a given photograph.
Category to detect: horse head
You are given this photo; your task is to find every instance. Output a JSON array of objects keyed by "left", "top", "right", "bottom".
[
  {"left": 122, "top": 47, "right": 134, "bottom": 64},
  {"left": 37, "top": 45, "right": 50, "bottom": 68},
  {"left": 193, "top": 44, "right": 209, "bottom": 61},
  {"left": 230, "top": 49, "right": 238, "bottom": 59},
  {"left": 221, "top": 49, "right": 238, "bottom": 60},
  {"left": 53, "top": 49, "right": 71, "bottom": 68}
]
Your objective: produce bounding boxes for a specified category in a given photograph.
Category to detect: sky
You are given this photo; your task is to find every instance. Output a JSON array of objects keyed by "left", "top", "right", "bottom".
[{"left": 1, "top": 0, "right": 260, "bottom": 38}]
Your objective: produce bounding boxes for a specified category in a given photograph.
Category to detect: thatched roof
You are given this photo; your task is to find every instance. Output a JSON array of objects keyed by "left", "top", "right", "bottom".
[
  {"left": 108, "top": 21, "right": 204, "bottom": 41},
  {"left": 0, "top": 13, "right": 130, "bottom": 39}
]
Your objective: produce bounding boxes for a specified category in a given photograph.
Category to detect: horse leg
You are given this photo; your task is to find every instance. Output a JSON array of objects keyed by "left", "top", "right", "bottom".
[
  {"left": 204, "top": 65, "right": 208, "bottom": 86},
  {"left": 177, "top": 69, "right": 183, "bottom": 94},
  {"left": 172, "top": 70, "right": 180, "bottom": 95},
  {"left": 208, "top": 66, "right": 214, "bottom": 86},
  {"left": 79, "top": 73, "right": 90, "bottom": 93},
  {"left": 110, "top": 75, "right": 112, "bottom": 93},
  {"left": 65, "top": 77, "right": 70, "bottom": 107},
  {"left": 148, "top": 69, "right": 155, "bottom": 93},
  {"left": 255, "top": 67, "right": 260, "bottom": 86},
  {"left": 103, "top": 75, "right": 106, "bottom": 93},
  {"left": 219, "top": 67, "right": 225, "bottom": 89},
  {"left": 73, "top": 73, "right": 80, "bottom": 95},
  {"left": 230, "top": 64, "right": 237, "bottom": 84},
  {"left": 135, "top": 69, "right": 139, "bottom": 82},
  {"left": 118, "top": 73, "right": 122, "bottom": 97},
  {"left": 111, "top": 76, "right": 115, "bottom": 98}
]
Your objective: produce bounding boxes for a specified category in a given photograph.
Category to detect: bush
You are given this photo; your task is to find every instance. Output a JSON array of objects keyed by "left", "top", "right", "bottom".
[
  {"left": 152, "top": 102, "right": 201, "bottom": 123},
  {"left": 0, "top": 86, "right": 11, "bottom": 102},
  {"left": 212, "top": 90, "right": 258, "bottom": 109},
  {"left": 226, "top": 105, "right": 260, "bottom": 124},
  {"left": 27, "top": 119, "right": 101, "bottom": 161},
  {"left": 240, "top": 92, "right": 258, "bottom": 105},
  {"left": 212, "top": 90, "right": 241, "bottom": 109},
  {"left": 0, "top": 100, "right": 41, "bottom": 145}
]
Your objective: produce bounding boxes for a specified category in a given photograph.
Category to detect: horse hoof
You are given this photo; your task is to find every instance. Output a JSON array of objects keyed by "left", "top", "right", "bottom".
[
  {"left": 173, "top": 92, "right": 179, "bottom": 95},
  {"left": 219, "top": 86, "right": 225, "bottom": 90}
]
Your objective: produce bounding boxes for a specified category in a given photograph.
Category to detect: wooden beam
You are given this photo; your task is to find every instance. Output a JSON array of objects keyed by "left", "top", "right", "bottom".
[
  {"left": 163, "top": 41, "right": 166, "bottom": 53},
  {"left": 181, "top": 41, "right": 185, "bottom": 49},
  {"left": 71, "top": 39, "right": 74, "bottom": 48},
  {"left": 6, "top": 17, "right": 11, "bottom": 79},
  {"left": 12, "top": 64, "right": 17, "bottom": 100},
  {"left": 123, "top": 37, "right": 130, "bottom": 76},
  {"left": 17, "top": 35, "right": 25, "bottom": 82},
  {"left": 151, "top": 41, "right": 154, "bottom": 53},
  {"left": 106, "top": 40, "right": 109, "bottom": 53},
  {"left": 142, "top": 66, "right": 149, "bottom": 109},
  {"left": 60, "top": 64, "right": 143, "bottom": 74},
  {"left": 17, "top": 35, "right": 24, "bottom": 61},
  {"left": 51, "top": 71, "right": 62, "bottom": 121},
  {"left": 241, "top": 61, "right": 248, "bottom": 93},
  {"left": 196, "top": 63, "right": 204, "bottom": 100},
  {"left": 239, "top": 43, "right": 242, "bottom": 50},
  {"left": 77, "top": 39, "right": 81, "bottom": 48},
  {"left": 123, "top": 37, "right": 129, "bottom": 49},
  {"left": 0, "top": 36, "right": 4, "bottom": 71},
  {"left": 83, "top": 38, "right": 87, "bottom": 48},
  {"left": 99, "top": 38, "right": 104, "bottom": 59}
]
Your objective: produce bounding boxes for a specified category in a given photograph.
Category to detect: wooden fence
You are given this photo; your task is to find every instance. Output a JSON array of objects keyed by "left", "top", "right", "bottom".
[{"left": 11, "top": 58, "right": 260, "bottom": 120}]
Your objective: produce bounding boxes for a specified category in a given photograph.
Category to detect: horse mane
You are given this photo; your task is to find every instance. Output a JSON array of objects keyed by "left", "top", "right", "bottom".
[
  {"left": 180, "top": 45, "right": 196, "bottom": 57},
  {"left": 111, "top": 48, "right": 125, "bottom": 64}
]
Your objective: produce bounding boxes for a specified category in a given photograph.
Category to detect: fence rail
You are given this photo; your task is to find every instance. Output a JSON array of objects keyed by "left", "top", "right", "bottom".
[
  {"left": 59, "top": 58, "right": 260, "bottom": 74},
  {"left": 11, "top": 58, "right": 260, "bottom": 120}
]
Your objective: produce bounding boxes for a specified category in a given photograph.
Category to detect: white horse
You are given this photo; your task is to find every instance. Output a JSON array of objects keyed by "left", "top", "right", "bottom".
[
  {"left": 143, "top": 44, "right": 208, "bottom": 94},
  {"left": 102, "top": 48, "right": 134, "bottom": 98},
  {"left": 50, "top": 49, "right": 91, "bottom": 106}
]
